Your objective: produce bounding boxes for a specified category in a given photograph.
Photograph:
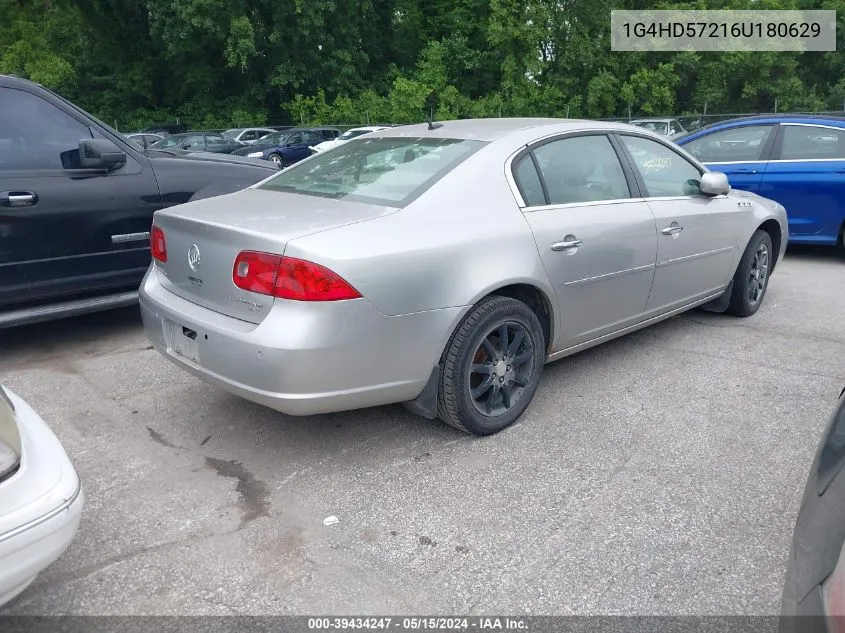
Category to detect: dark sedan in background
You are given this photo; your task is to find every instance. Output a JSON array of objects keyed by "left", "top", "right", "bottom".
[
  {"left": 231, "top": 128, "right": 324, "bottom": 166},
  {"left": 782, "top": 386, "right": 845, "bottom": 632},
  {"left": 149, "top": 131, "right": 245, "bottom": 154},
  {"left": 677, "top": 115, "right": 845, "bottom": 252}
]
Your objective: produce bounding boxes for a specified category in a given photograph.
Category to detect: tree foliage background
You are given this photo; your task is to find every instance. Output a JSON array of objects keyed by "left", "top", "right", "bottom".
[{"left": 1, "top": 0, "right": 843, "bottom": 130}]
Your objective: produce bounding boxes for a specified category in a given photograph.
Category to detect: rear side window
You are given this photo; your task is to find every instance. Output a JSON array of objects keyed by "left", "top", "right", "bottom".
[
  {"left": 684, "top": 125, "right": 774, "bottom": 162},
  {"left": 780, "top": 125, "right": 845, "bottom": 160},
  {"left": 513, "top": 155, "right": 546, "bottom": 206},
  {"left": 532, "top": 135, "right": 631, "bottom": 205},
  {"left": 259, "top": 137, "right": 485, "bottom": 207},
  {"left": 0, "top": 87, "right": 93, "bottom": 170}
]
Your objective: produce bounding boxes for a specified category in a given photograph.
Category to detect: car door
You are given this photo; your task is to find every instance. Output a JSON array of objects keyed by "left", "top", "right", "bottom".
[
  {"left": 513, "top": 133, "right": 658, "bottom": 348},
  {"left": 0, "top": 85, "right": 161, "bottom": 306},
  {"left": 680, "top": 123, "right": 777, "bottom": 193},
  {"left": 617, "top": 133, "right": 741, "bottom": 315},
  {"left": 760, "top": 123, "right": 845, "bottom": 244},
  {"left": 282, "top": 132, "right": 309, "bottom": 163}
]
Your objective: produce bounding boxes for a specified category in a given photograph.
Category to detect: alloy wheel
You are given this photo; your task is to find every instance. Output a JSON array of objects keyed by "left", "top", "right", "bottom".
[
  {"left": 468, "top": 322, "right": 536, "bottom": 417},
  {"left": 748, "top": 242, "right": 769, "bottom": 305}
]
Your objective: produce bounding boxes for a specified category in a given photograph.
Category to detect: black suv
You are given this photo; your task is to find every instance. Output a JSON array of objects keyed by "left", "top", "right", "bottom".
[{"left": 0, "top": 75, "right": 279, "bottom": 327}]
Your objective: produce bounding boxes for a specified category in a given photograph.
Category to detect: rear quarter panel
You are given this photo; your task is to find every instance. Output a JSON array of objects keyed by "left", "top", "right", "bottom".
[{"left": 282, "top": 143, "right": 557, "bottom": 339}]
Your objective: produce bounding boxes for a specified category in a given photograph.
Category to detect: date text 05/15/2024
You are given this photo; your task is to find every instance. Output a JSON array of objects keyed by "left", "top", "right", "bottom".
[{"left": 307, "top": 618, "right": 528, "bottom": 630}]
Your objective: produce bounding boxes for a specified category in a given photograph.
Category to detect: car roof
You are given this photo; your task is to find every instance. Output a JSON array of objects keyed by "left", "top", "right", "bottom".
[
  {"left": 630, "top": 118, "right": 675, "bottom": 122},
  {"left": 686, "top": 114, "right": 845, "bottom": 136},
  {"left": 371, "top": 118, "right": 644, "bottom": 142}
]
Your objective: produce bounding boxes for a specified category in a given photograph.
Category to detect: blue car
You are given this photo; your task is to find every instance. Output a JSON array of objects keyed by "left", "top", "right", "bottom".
[
  {"left": 230, "top": 128, "right": 324, "bottom": 166},
  {"left": 677, "top": 115, "right": 845, "bottom": 249}
]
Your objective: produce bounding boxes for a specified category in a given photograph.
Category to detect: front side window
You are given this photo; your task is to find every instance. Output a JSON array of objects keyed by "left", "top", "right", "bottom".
[
  {"left": 683, "top": 125, "right": 774, "bottom": 163},
  {"left": 0, "top": 87, "right": 93, "bottom": 170},
  {"left": 620, "top": 135, "right": 703, "bottom": 198},
  {"left": 287, "top": 133, "right": 303, "bottom": 145},
  {"left": 240, "top": 130, "right": 257, "bottom": 141},
  {"left": 204, "top": 134, "right": 228, "bottom": 145},
  {"left": 780, "top": 125, "right": 845, "bottom": 160},
  {"left": 532, "top": 135, "right": 631, "bottom": 205},
  {"left": 259, "top": 137, "right": 485, "bottom": 207}
]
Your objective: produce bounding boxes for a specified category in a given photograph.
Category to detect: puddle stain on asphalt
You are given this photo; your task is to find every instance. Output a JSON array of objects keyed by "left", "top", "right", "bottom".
[{"left": 205, "top": 457, "right": 271, "bottom": 528}]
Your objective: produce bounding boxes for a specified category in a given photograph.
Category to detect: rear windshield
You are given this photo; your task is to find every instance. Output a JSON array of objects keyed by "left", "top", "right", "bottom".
[{"left": 258, "top": 137, "right": 486, "bottom": 207}]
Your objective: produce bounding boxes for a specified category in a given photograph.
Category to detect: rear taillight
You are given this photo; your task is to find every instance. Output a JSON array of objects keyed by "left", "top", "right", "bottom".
[
  {"left": 232, "top": 251, "right": 361, "bottom": 301},
  {"left": 151, "top": 225, "right": 167, "bottom": 262}
]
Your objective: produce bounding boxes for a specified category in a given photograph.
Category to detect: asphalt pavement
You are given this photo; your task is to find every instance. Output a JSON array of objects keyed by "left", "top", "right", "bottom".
[{"left": 1, "top": 246, "right": 843, "bottom": 615}]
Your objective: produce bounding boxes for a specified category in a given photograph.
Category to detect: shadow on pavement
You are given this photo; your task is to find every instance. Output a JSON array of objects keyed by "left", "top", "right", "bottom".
[{"left": 0, "top": 305, "right": 143, "bottom": 367}]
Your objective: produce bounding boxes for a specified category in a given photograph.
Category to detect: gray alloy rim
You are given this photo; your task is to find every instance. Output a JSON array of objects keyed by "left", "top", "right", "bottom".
[
  {"left": 748, "top": 242, "right": 769, "bottom": 305},
  {"left": 269, "top": 154, "right": 282, "bottom": 165},
  {"left": 468, "top": 322, "right": 535, "bottom": 418}
]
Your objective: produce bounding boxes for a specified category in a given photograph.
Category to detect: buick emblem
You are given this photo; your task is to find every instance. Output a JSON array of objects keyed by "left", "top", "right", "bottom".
[{"left": 188, "top": 244, "right": 201, "bottom": 271}]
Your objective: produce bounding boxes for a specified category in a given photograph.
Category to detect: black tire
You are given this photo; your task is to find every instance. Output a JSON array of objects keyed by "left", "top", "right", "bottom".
[
  {"left": 437, "top": 296, "right": 545, "bottom": 435},
  {"left": 727, "top": 229, "right": 773, "bottom": 317}
]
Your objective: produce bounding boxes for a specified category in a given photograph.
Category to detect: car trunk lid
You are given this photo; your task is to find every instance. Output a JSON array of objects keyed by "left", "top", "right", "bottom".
[{"left": 152, "top": 188, "right": 393, "bottom": 323}]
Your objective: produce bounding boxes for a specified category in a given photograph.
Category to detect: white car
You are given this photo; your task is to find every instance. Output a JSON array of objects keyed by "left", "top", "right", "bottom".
[
  {"left": 311, "top": 126, "right": 389, "bottom": 153},
  {"left": 222, "top": 127, "right": 277, "bottom": 145},
  {"left": 0, "top": 385, "right": 83, "bottom": 607},
  {"left": 630, "top": 118, "right": 687, "bottom": 140}
]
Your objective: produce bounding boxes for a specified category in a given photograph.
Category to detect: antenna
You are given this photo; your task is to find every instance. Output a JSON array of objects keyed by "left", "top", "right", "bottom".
[{"left": 426, "top": 91, "right": 443, "bottom": 130}]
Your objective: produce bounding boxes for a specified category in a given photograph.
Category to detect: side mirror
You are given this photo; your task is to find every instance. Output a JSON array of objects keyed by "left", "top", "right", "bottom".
[
  {"left": 79, "top": 139, "right": 127, "bottom": 170},
  {"left": 699, "top": 171, "right": 730, "bottom": 196}
]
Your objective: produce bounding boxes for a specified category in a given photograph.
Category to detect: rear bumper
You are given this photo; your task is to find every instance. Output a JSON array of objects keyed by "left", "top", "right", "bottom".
[
  {"left": 139, "top": 267, "right": 465, "bottom": 416},
  {"left": 0, "top": 390, "right": 83, "bottom": 607}
]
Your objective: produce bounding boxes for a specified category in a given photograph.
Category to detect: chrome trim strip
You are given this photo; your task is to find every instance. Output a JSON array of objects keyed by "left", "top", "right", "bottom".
[
  {"left": 704, "top": 158, "right": 845, "bottom": 164},
  {"left": 563, "top": 263, "right": 655, "bottom": 288},
  {"left": 522, "top": 197, "right": 646, "bottom": 212},
  {"left": 767, "top": 158, "right": 845, "bottom": 164},
  {"left": 780, "top": 123, "right": 845, "bottom": 130},
  {"left": 657, "top": 246, "right": 735, "bottom": 268},
  {"left": 0, "top": 291, "right": 139, "bottom": 328},
  {"left": 111, "top": 231, "right": 150, "bottom": 244},
  {"left": 703, "top": 160, "right": 767, "bottom": 165},
  {"left": 0, "top": 482, "right": 81, "bottom": 545},
  {"left": 547, "top": 288, "right": 726, "bottom": 361}
]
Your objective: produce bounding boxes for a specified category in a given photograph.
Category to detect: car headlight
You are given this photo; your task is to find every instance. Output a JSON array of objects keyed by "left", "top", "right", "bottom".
[
  {"left": 246, "top": 151, "right": 264, "bottom": 158},
  {"left": 0, "top": 385, "right": 21, "bottom": 482}
]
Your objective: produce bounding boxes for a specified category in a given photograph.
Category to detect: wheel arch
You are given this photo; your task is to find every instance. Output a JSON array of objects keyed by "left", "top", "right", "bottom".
[{"left": 757, "top": 218, "right": 783, "bottom": 271}]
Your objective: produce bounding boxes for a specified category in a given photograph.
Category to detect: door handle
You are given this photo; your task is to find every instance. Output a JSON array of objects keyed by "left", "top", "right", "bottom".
[
  {"left": 551, "top": 236, "right": 583, "bottom": 252},
  {"left": 661, "top": 224, "right": 684, "bottom": 237},
  {"left": 0, "top": 191, "right": 38, "bottom": 207},
  {"left": 732, "top": 168, "right": 758, "bottom": 174}
]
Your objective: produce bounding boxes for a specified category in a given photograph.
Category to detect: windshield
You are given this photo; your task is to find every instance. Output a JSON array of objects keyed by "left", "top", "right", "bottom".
[
  {"left": 633, "top": 121, "right": 669, "bottom": 135},
  {"left": 258, "top": 137, "right": 485, "bottom": 207},
  {"left": 254, "top": 132, "right": 288, "bottom": 147}
]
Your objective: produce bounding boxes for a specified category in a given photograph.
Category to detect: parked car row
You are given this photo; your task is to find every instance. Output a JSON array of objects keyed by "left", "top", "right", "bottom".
[{"left": 0, "top": 72, "right": 841, "bottom": 617}]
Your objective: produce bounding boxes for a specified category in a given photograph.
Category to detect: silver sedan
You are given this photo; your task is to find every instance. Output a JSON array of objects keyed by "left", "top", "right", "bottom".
[{"left": 140, "top": 119, "right": 788, "bottom": 435}]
